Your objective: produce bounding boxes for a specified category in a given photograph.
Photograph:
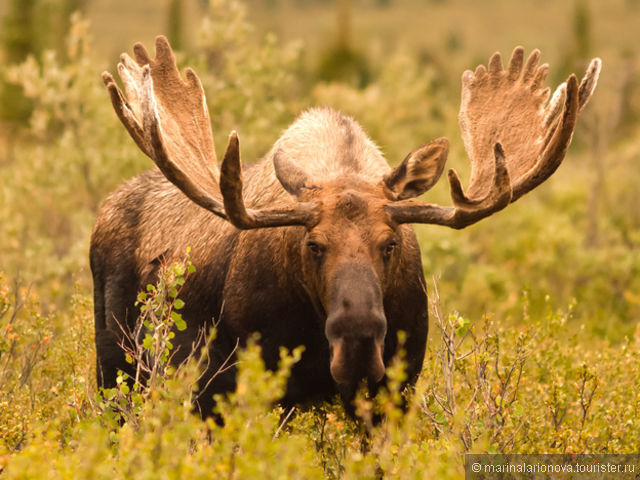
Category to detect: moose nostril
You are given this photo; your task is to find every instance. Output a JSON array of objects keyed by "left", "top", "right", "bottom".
[
  {"left": 342, "top": 298, "right": 351, "bottom": 309},
  {"left": 328, "top": 336, "right": 386, "bottom": 385}
]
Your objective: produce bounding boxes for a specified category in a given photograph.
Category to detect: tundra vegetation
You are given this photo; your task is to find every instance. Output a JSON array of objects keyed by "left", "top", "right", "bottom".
[{"left": 1, "top": 0, "right": 640, "bottom": 478}]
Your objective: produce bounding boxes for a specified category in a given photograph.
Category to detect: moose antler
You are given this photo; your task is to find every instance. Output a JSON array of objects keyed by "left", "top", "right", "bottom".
[
  {"left": 103, "top": 36, "right": 317, "bottom": 228},
  {"left": 103, "top": 36, "right": 227, "bottom": 219},
  {"left": 387, "top": 47, "right": 601, "bottom": 228}
]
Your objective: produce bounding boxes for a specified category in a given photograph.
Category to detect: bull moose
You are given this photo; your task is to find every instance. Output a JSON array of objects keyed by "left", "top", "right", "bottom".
[{"left": 92, "top": 37, "right": 600, "bottom": 417}]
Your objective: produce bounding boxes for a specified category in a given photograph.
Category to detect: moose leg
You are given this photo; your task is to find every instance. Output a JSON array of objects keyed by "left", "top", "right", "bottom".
[
  {"left": 95, "top": 329, "right": 133, "bottom": 389},
  {"left": 94, "top": 270, "right": 138, "bottom": 390}
]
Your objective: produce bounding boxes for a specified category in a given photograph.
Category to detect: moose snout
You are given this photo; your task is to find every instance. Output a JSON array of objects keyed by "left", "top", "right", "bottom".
[
  {"left": 328, "top": 335, "right": 386, "bottom": 385},
  {"left": 325, "top": 264, "right": 387, "bottom": 385}
]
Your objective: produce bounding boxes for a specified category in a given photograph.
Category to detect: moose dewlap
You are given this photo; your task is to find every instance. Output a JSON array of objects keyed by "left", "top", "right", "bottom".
[{"left": 92, "top": 36, "right": 600, "bottom": 418}]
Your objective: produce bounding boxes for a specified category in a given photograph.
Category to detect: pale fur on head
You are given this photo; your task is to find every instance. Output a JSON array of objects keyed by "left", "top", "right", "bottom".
[{"left": 243, "top": 107, "right": 390, "bottom": 208}]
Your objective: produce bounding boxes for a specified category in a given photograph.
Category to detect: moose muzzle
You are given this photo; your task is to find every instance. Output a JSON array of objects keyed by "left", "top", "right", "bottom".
[{"left": 324, "top": 264, "right": 387, "bottom": 385}]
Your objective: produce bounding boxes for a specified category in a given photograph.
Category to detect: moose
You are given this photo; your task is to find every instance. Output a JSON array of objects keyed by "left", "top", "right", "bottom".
[{"left": 92, "top": 36, "right": 600, "bottom": 418}]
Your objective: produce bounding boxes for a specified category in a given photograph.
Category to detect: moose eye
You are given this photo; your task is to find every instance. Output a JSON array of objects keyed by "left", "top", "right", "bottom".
[
  {"left": 307, "top": 241, "right": 324, "bottom": 257},
  {"left": 383, "top": 241, "right": 398, "bottom": 257}
]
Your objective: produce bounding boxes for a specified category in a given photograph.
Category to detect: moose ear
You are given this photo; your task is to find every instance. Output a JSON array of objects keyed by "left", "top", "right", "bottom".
[
  {"left": 384, "top": 137, "right": 449, "bottom": 200},
  {"left": 274, "top": 150, "right": 314, "bottom": 197}
]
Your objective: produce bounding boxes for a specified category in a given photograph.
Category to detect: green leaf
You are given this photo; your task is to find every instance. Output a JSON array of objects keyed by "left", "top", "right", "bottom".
[
  {"left": 174, "top": 263, "right": 186, "bottom": 276},
  {"left": 171, "top": 311, "right": 187, "bottom": 331}
]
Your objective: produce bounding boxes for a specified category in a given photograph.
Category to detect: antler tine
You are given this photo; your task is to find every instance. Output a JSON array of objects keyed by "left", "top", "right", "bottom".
[
  {"left": 448, "top": 143, "right": 511, "bottom": 209},
  {"left": 219, "top": 133, "right": 318, "bottom": 229},
  {"left": 578, "top": 57, "right": 602, "bottom": 111},
  {"left": 387, "top": 47, "right": 600, "bottom": 229}
]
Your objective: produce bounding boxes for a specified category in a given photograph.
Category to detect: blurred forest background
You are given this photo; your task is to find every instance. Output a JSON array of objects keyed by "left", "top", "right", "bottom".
[{"left": 1, "top": 0, "right": 640, "bottom": 477}]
